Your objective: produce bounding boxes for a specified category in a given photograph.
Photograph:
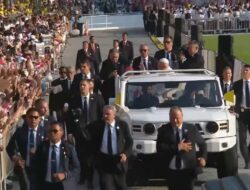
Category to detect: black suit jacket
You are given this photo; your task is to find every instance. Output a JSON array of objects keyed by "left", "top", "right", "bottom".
[
  {"left": 71, "top": 93, "right": 105, "bottom": 125},
  {"left": 154, "top": 49, "right": 179, "bottom": 69},
  {"left": 100, "top": 59, "right": 125, "bottom": 102},
  {"left": 220, "top": 79, "right": 234, "bottom": 95},
  {"left": 6, "top": 124, "right": 45, "bottom": 161},
  {"left": 156, "top": 123, "right": 207, "bottom": 171},
  {"left": 132, "top": 56, "right": 157, "bottom": 70},
  {"left": 90, "top": 119, "right": 133, "bottom": 173},
  {"left": 233, "top": 79, "right": 244, "bottom": 113},
  {"left": 70, "top": 72, "right": 102, "bottom": 99},
  {"left": 179, "top": 53, "right": 204, "bottom": 69},
  {"left": 119, "top": 40, "right": 134, "bottom": 64},
  {"left": 33, "top": 140, "right": 80, "bottom": 190},
  {"left": 67, "top": 93, "right": 105, "bottom": 145},
  {"left": 49, "top": 78, "right": 69, "bottom": 113},
  {"left": 75, "top": 48, "right": 93, "bottom": 70},
  {"left": 89, "top": 43, "right": 102, "bottom": 75}
]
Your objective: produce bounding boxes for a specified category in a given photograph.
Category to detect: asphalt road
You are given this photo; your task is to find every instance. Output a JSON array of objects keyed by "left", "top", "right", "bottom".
[{"left": 10, "top": 28, "right": 250, "bottom": 190}]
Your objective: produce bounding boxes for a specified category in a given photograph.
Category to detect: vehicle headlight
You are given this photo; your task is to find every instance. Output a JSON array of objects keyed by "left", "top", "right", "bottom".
[
  {"left": 143, "top": 123, "right": 155, "bottom": 135},
  {"left": 206, "top": 122, "right": 219, "bottom": 134}
]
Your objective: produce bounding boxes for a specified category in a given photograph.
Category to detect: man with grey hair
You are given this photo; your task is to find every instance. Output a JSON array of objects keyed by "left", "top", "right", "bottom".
[
  {"left": 90, "top": 105, "right": 133, "bottom": 190},
  {"left": 180, "top": 40, "right": 204, "bottom": 69},
  {"left": 158, "top": 58, "right": 172, "bottom": 71},
  {"left": 132, "top": 44, "right": 157, "bottom": 70},
  {"left": 157, "top": 106, "right": 207, "bottom": 190},
  {"left": 100, "top": 49, "right": 125, "bottom": 104}
]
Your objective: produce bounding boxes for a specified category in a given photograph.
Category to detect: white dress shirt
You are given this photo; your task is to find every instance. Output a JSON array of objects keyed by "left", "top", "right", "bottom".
[
  {"left": 100, "top": 120, "right": 118, "bottom": 155},
  {"left": 82, "top": 72, "right": 91, "bottom": 79},
  {"left": 169, "top": 125, "right": 185, "bottom": 170},
  {"left": 46, "top": 140, "right": 61, "bottom": 182}
]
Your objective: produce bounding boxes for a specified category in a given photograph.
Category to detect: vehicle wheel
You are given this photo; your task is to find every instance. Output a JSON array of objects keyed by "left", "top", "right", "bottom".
[{"left": 217, "top": 144, "right": 238, "bottom": 178}]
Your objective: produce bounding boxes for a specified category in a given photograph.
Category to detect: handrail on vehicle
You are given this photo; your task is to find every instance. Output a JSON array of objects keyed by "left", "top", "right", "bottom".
[{"left": 121, "top": 69, "right": 216, "bottom": 78}]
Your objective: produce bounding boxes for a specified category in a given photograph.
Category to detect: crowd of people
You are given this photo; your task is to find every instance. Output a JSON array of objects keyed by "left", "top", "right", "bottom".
[
  {"left": 0, "top": 3, "right": 250, "bottom": 190},
  {"left": 0, "top": 12, "right": 70, "bottom": 135}
]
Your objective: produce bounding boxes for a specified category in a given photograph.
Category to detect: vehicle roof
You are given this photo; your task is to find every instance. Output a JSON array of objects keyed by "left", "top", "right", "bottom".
[{"left": 121, "top": 70, "right": 219, "bottom": 83}]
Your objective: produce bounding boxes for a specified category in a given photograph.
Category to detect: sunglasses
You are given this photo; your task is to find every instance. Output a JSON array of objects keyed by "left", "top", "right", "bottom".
[
  {"left": 29, "top": 115, "right": 39, "bottom": 119},
  {"left": 49, "top": 129, "right": 60, "bottom": 133},
  {"left": 60, "top": 71, "right": 66, "bottom": 74},
  {"left": 140, "top": 49, "right": 148, "bottom": 52},
  {"left": 164, "top": 41, "right": 172, "bottom": 43}
]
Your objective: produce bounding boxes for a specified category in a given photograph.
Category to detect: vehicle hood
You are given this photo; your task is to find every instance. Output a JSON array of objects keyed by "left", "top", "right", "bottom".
[{"left": 128, "top": 107, "right": 229, "bottom": 123}]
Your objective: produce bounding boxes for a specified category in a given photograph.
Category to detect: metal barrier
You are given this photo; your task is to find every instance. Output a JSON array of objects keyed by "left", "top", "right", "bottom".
[
  {"left": 82, "top": 13, "right": 143, "bottom": 30},
  {"left": 183, "top": 17, "right": 250, "bottom": 34},
  {"left": 0, "top": 127, "right": 14, "bottom": 190},
  {"left": 0, "top": 23, "right": 69, "bottom": 190}
]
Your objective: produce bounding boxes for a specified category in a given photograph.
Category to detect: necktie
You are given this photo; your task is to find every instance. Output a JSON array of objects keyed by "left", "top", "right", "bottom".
[
  {"left": 83, "top": 97, "right": 88, "bottom": 123},
  {"left": 68, "top": 80, "right": 71, "bottom": 90},
  {"left": 51, "top": 145, "right": 57, "bottom": 181},
  {"left": 29, "top": 129, "right": 35, "bottom": 149},
  {"left": 175, "top": 129, "right": 181, "bottom": 170},
  {"left": 246, "top": 81, "right": 250, "bottom": 108},
  {"left": 107, "top": 125, "right": 112, "bottom": 155},
  {"left": 166, "top": 52, "right": 172, "bottom": 68},
  {"left": 143, "top": 58, "right": 147, "bottom": 70},
  {"left": 224, "top": 83, "right": 229, "bottom": 94},
  {"left": 166, "top": 52, "right": 169, "bottom": 60}
]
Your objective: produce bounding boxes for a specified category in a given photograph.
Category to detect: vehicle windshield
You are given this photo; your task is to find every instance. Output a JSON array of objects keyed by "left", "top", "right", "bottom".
[{"left": 125, "top": 80, "right": 222, "bottom": 109}]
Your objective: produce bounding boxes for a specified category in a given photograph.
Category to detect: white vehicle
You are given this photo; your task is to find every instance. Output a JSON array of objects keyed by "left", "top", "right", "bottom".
[{"left": 114, "top": 69, "right": 237, "bottom": 183}]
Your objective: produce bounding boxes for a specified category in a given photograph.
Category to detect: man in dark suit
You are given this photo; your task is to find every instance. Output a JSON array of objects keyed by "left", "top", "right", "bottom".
[
  {"left": 69, "top": 79, "right": 105, "bottom": 185},
  {"left": 33, "top": 121, "right": 80, "bottom": 190},
  {"left": 89, "top": 35, "right": 102, "bottom": 75},
  {"left": 100, "top": 49, "right": 125, "bottom": 104},
  {"left": 108, "top": 39, "right": 128, "bottom": 66},
  {"left": 233, "top": 64, "right": 250, "bottom": 169},
  {"left": 220, "top": 66, "right": 233, "bottom": 95},
  {"left": 157, "top": 106, "right": 207, "bottom": 190},
  {"left": 119, "top": 32, "right": 134, "bottom": 65},
  {"left": 70, "top": 59, "right": 102, "bottom": 100},
  {"left": 49, "top": 67, "right": 69, "bottom": 118},
  {"left": 154, "top": 36, "right": 178, "bottom": 69},
  {"left": 90, "top": 105, "right": 133, "bottom": 190},
  {"left": 75, "top": 41, "right": 93, "bottom": 71},
  {"left": 132, "top": 44, "right": 157, "bottom": 70},
  {"left": 34, "top": 98, "right": 56, "bottom": 137},
  {"left": 179, "top": 40, "right": 204, "bottom": 69},
  {"left": 6, "top": 108, "right": 46, "bottom": 190}
]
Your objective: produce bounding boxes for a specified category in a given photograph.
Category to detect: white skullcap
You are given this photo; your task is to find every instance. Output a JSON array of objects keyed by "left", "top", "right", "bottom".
[{"left": 159, "top": 58, "right": 169, "bottom": 65}]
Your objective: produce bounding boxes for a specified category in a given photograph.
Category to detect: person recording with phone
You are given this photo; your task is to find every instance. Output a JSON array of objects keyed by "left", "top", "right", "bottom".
[
  {"left": 69, "top": 79, "right": 104, "bottom": 187},
  {"left": 100, "top": 48, "right": 125, "bottom": 104},
  {"left": 156, "top": 106, "right": 207, "bottom": 190}
]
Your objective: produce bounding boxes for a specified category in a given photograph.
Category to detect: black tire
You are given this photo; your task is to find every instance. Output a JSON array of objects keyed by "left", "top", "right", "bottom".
[{"left": 217, "top": 144, "right": 238, "bottom": 178}]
